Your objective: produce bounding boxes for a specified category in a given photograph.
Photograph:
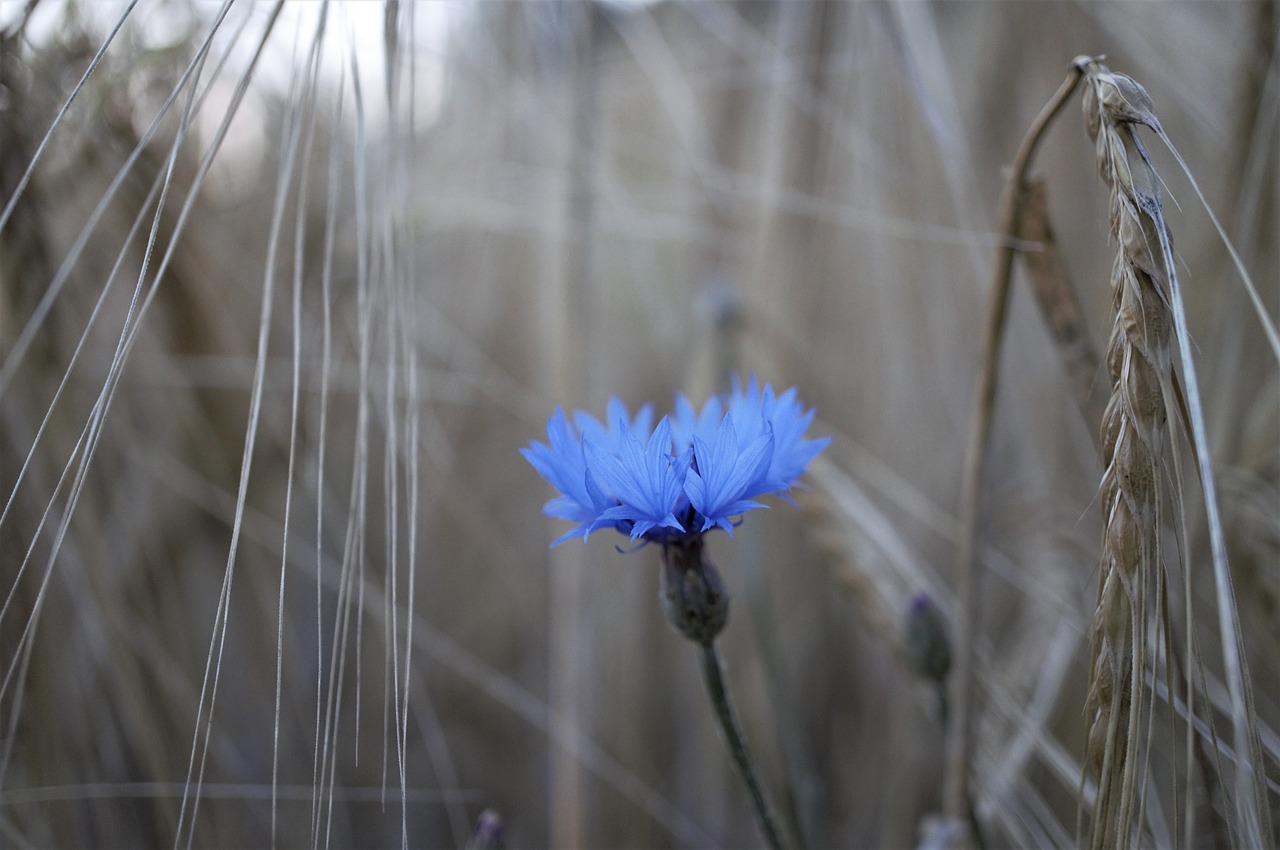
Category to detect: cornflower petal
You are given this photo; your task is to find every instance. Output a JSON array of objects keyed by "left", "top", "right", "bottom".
[
  {"left": 760, "top": 384, "right": 832, "bottom": 487},
  {"left": 686, "top": 415, "right": 774, "bottom": 534},
  {"left": 722, "top": 375, "right": 831, "bottom": 493},
  {"left": 671, "top": 393, "right": 723, "bottom": 452},
  {"left": 726, "top": 374, "right": 767, "bottom": 441},
  {"left": 522, "top": 407, "right": 617, "bottom": 546},
  {"left": 585, "top": 417, "right": 690, "bottom": 542},
  {"left": 575, "top": 397, "right": 653, "bottom": 453},
  {"left": 520, "top": 408, "right": 592, "bottom": 512}
]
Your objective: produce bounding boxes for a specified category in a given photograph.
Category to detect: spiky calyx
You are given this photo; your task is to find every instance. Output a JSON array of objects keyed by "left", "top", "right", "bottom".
[{"left": 659, "top": 535, "right": 729, "bottom": 647}]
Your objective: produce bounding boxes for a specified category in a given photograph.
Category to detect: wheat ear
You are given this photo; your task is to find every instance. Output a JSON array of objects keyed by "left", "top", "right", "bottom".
[
  {"left": 1079, "top": 57, "right": 1176, "bottom": 850},
  {"left": 1079, "top": 57, "right": 1274, "bottom": 850}
]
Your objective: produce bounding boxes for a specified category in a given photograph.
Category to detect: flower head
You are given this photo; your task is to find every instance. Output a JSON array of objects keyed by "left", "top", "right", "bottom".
[{"left": 524, "top": 378, "right": 829, "bottom": 547}]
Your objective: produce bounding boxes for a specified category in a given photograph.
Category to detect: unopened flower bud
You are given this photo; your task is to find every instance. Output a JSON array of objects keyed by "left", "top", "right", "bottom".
[
  {"left": 465, "top": 808, "right": 504, "bottom": 850},
  {"left": 904, "top": 592, "right": 952, "bottom": 684},
  {"left": 659, "top": 536, "right": 729, "bottom": 646}
]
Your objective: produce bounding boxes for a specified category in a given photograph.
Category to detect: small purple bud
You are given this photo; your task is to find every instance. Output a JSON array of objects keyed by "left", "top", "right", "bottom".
[
  {"left": 904, "top": 592, "right": 952, "bottom": 684},
  {"left": 465, "top": 808, "right": 505, "bottom": 850}
]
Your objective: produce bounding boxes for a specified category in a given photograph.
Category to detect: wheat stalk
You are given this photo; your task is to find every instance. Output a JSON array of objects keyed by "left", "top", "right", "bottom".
[{"left": 944, "top": 66, "right": 1085, "bottom": 848}]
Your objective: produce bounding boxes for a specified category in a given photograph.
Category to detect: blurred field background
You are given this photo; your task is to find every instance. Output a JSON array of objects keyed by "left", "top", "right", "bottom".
[{"left": 0, "top": 1, "right": 1276, "bottom": 847}]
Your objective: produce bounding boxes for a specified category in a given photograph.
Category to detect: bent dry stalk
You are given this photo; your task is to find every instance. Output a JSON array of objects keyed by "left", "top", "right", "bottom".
[{"left": 944, "top": 63, "right": 1083, "bottom": 848}]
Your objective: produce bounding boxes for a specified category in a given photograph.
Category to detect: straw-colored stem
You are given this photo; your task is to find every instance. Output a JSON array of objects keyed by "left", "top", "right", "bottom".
[
  {"left": 700, "top": 642, "right": 788, "bottom": 850},
  {"left": 944, "top": 65, "right": 1084, "bottom": 840},
  {"left": 548, "top": 6, "right": 602, "bottom": 848}
]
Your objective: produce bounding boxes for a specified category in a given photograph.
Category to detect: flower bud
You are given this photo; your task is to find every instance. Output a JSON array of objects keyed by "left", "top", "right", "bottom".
[
  {"left": 904, "top": 592, "right": 952, "bottom": 684},
  {"left": 465, "top": 809, "right": 504, "bottom": 850},
  {"left": 659, "top": 537, "right": 729, "bottom": 646}
]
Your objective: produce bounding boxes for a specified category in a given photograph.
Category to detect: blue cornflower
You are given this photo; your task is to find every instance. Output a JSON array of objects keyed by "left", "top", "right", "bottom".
[{"left": 524, "top": 378, "right": 829, "bottom": 547}]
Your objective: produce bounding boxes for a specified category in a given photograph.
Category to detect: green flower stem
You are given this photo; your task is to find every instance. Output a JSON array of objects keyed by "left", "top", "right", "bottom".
[{"left": 699, "top": 642, "right": 788, "bottom": 850}]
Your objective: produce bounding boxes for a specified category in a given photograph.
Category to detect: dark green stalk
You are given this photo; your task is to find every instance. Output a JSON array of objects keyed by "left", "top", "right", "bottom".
[
  {"left": 700, "top": 642, "right": 787, "bottom": 850},
  {"left": 659, "top": 538, "right": 788, "bottom": 849}
]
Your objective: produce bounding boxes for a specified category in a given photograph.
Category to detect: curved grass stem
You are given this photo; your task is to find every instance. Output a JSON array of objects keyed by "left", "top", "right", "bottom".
[
  {"left": 699, "top": 642, "right": 788, "bottom": 850},
  {"left": 944, "top": 63, "right": 1085, "bottom": 845}
]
